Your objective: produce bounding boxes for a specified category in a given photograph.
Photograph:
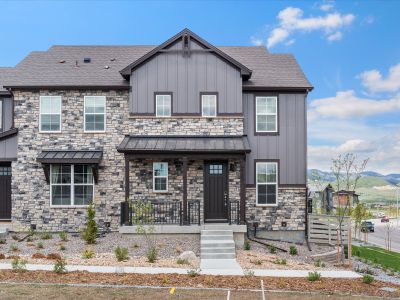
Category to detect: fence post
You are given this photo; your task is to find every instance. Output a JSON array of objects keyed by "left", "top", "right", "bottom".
[{"left": 328, "top": 216, "right": 331, "bottom": 244}]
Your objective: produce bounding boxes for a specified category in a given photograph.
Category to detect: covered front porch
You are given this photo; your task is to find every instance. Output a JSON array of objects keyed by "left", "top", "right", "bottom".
[{"left": 117, "top": 135, "right": 250, "bottom": 228}]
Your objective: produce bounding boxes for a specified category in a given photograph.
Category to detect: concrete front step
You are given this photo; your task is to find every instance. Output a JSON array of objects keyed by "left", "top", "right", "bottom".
[
  {"left": 201, "top": 253, "right": 236, "bottom": 259},
  {"left": 200, "top": 241, "right": 235, "bottom": 248},
  {"left": 201, "top": 235, "right": 233, "bottom": 241},
  {"left": 201, "top": 247, "right": 235, "bottom": 254},
  {"left": 201, "top": 230, "right": 233, "bottom": 236}
]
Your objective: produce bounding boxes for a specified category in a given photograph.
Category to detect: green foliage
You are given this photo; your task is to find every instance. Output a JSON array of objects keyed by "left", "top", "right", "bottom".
[
  {"left": 251, "top": 259, "right": 262, "bottom": 265},
  {"left": 114, "top": 246, "right": 129, "bottom": 262},
  {"left": 289, "top": 245, "right": 298, "bottom": 255},
  {"left": 352, "top": 245, "right": 400, "bottom": 272},
  {"left": 59, "top": 231, "right": 68, "bottom": 241},
  {"left": 37, "top": 241, "right": 44, "bottom": 249},
  {"left": 146, "top": 247, "right": 158, "bottom": 263},
  {"left": 82, "top": 203, "right": 98, "bottom": 244},
  {"left": 59, "top": 244, "right": 66, "bottom": 251},
  {"left": 273, "top": 258, "right": 287, "bottom": 265},
  {"left": 268, "top": 245, "right": 277, "bottom": 254},
  {"left": 41, "top": 232, "right": 52, "bottom": 240},
  {"left": 82, "top": 248, "right": 95, "bottom": 259},
  {"left": 314, "top": 259, "right": 323, "bottom": 267},
  {"left": 244, "top": 269, "right": 255, "bottom": 276},
  {"left": 10, "top": 244, "right": 18, "bottom": 252},
  {"left": 244, "top": 240, "right": 251, "bottom": 251},
  {"left": 176, "top": 258, "right": 189, "bottom": 265},
  {"left": 308, "top": 271, "right": 321, "bottom": 282},
  {"left": 53, "top": 259, "right": 67, "bottom": 274},
  {"left": 362, "top": 274, "right": 374, "bottom": 284},
  {"left": 187, "top": 268, "right": 201, "bottom": 277},
  {"left": 11, "top": 235, "right": 19, "bottom": 241},
  {"left": 11, "top": 258, "right": 27, "bottom": 272},
  {"left": 0, "top": 239, "right": 5, "bottom": 244},
  {"left": 26, "top": 236, "right": 33, "bottom": 243}
]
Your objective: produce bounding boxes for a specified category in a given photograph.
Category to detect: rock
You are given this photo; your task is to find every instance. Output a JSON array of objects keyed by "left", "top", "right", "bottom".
[{"left": 178, "top": 251, "right": 197, "bottom": 262}]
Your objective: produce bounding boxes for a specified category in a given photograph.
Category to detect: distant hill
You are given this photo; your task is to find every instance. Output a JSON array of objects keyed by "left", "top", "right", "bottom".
[{"left": 308, "top": 169, "right": 399, "bottom": 204}]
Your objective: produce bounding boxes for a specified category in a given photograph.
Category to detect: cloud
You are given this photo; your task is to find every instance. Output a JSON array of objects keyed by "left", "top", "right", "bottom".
[
  {"left": 250, "top": 36, "right": 263, "bottom": 46},
  {"left": 263, "top": 6, "right": 355, "bottom": 48},
  {"left": 319, "top": 3, "right": 334, "bottom": 12},
  {"left": 309, "top": 90, "right": 400, "bottom": 119},
  {"left": 359, "top": 63, "right": 400, "bottom": 93}
]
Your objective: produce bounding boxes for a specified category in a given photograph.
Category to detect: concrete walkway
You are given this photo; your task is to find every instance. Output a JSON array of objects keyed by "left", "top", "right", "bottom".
[
  {"left": 0, "top": 263, "right": 361, "bottom": 278},
  {"left": 200, "top": 259, "right": 243, "bottom": 275}
]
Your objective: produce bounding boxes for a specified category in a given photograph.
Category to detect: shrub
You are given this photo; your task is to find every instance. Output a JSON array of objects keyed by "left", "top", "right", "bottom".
[
  {"left": 176, "top": 258, "right": 189, "bottom": 265},
  {"left": 53, "top": 259, "right": 67, "bottom": 274},
  {"left": 82, "top": 248, "right": 95, "bottom": 259},
  {"left": 11, "top": 258, "right": 27, "bottom": 272},
  {"left": 37, "top": 242, "right": 44, "bottom": 249},
  {"left": 41, "top": 232, "right": 52, "bottom": 240},
  {"left": 244, "top": 269, "right": 255, "bottom": 276},
  {"left": 289, "top": 245, "right": 298, "bottom": 255},
  {"left": 146, "top": 247, "right": 157, "bottom": 263},
  {"left": 114, "top": 246, "right": 129, "bottom": 262},
  {"left": 273, "top": 258, "right": 287, "bottom": 265},
  {"left": 11, "top": 235, "right": 19, "bottom": 241},
  {"left": 244, "top": 240, "right": 251, "bottom": 251},
  {"left": 251, "top": 259, "right": 262, "bottom": 265},
  {"left": 0, "top": 239, "right": 5, "bottom": 244},
  {"left": 268, "top": 245, "right": 277, "bottom": 254},
  {"left": 47, "top": 253, "right": 62, "bottom": 260},
  {"left": 82, "top": 203, "right": 98, "bottom": 244},
  {"left": 133, "top": 243, "right": 140, "bottom": 248},
  {"left": 26, "top": 236, "right": 33, "bottom": 243},
  {"left": 59, "top": 244, "right": 66, "bottom": 251},
  {"left": 10, "top": 244, "right": 18, "bottom": 252},
  {"left": 363, "top": 274, "right": 374, "bottom": 284},
  {"left": 314, "top": 259, "right": 324, "bottom": 267},
  {"left": 187, "top": 268, "right": 200, "bottom": 277},
  {"left": 32, "top": 253, "right": 46, "bottom": 259},
  {"left": 308, "top": 271, "right": 321, "bottom": 282},
  {"left": 59, "top": 231, "right": 68, "bottom": 241}
]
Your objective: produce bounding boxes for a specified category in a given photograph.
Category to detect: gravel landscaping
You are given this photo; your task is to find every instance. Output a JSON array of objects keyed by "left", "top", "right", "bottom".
[
  {"left": 0, "top": 232, "right": 200, "bottom": 268},
  {"left": 353, "top": 257, "right": 400, "bottom": 285}
]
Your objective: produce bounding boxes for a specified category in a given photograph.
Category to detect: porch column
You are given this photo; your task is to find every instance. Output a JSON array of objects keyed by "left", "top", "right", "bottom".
[
  {"left": 124, "top": 156, "right": 130, "bottom": 225},
  {"left": 182, "top": 157, "right": 188, "bottom": 225},
  {"left": 240, "top": 155, "right": 246, "bottom": 224}
]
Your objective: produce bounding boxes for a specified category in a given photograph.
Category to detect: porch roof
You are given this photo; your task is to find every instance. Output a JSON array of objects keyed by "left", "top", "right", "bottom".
[
  {"left": 36, "top": 150, "right": 103, "bottom": 164},
  {"left": 117, "top": 135, "right": 251, "bottom": 155}
]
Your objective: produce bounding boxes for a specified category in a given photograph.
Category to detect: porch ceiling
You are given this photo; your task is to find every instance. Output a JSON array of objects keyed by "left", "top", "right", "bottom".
[{"left": 116, "top": 135, "right": 251, "bottom": 155}]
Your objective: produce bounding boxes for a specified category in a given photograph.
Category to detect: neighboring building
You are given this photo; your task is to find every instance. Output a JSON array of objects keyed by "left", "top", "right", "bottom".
[
  {"left": 333, "top": 190, "right": 360, "bottom": 208},
  {"left": 0, "top": 29, "right": 312, "bottom": 241}
]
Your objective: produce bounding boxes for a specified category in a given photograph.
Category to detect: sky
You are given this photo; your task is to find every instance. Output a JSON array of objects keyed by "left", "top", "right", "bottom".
[{"left": 0, "top": 0, "right": 399, "bottom": 174}]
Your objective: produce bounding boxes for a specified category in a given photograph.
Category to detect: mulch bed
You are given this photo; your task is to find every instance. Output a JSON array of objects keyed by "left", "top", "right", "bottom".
[{"left": 0, "top": 270, "right": 398, "bottom": 298}]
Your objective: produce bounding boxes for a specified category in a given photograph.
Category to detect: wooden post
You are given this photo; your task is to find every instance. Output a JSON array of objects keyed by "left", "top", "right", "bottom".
[
  {"left": 182, "top": 157, "right": 188, "bottom": 225},
  {"left": 239, "top": 156, "right": 246, "bottom": 225}
]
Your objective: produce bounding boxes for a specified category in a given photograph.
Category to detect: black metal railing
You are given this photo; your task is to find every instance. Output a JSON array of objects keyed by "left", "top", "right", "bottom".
[
  {"left": 188, "top": 200, "right": 201, "bottom": 225},
  {"left": 121, "top": 201, "right": 182, "bottom": 226},
  {"left": 228, "top": 200, "right": 240, "bottom": 225}
]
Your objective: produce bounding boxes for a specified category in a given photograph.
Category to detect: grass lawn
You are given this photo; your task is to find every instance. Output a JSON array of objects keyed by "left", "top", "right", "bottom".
[{"left": 352, "top": 245, "right": 400, "bottom": 271}]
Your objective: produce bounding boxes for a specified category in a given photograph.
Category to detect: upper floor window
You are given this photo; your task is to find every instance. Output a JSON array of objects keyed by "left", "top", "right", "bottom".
[
  {"left": 153, "top": 162, "right": 168, "bottom": 192},
  {"left": 256, "top": 162, "right": 278, "bottom": 206},
  {"left": 40, "top": 96, "right": 61, "bottom": 132},
  {"left": 50, "top": 164, "right": 94, "bottom": 206},
  {"left": 84, "top": 96, "right": 106, "bottom": 132},
  {"left": 155, "top": 94, "right": 171, "bottom": 117},
  {"left": 256, "top": 96, "right": 277, "bottom": 133},
  {"left": 201, "top": 94, "right": 217, "bottom": 117}
]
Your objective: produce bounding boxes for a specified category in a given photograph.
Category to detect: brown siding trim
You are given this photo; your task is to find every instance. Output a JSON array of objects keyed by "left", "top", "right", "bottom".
[{"left": 253, "top": 94, "right": 280, "bottom": 136}]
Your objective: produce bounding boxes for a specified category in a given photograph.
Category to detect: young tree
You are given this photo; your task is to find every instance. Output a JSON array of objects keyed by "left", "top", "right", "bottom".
[
  {"left": 82, "top": 202, "right": 98, "bottom": 244},
  {"left": 352, "top": 203, "right": 369, "bottom": 239}
]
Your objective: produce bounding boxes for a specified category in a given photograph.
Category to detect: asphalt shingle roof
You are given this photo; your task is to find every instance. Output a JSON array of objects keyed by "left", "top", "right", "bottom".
[
  {"left": 0, "top": 67, "right": 14, "bottom": 94},
  {"left": 2, "top": 45, "right": 312, "bottom": 90}
]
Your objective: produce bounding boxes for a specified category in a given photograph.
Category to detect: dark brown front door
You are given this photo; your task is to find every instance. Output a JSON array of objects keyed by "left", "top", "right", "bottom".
[
  {"left": 0, "top": 164, "right": 11, "bottom": 220},
  {"left": 204, "top": 161, "right": 228, "bottom": 222}
]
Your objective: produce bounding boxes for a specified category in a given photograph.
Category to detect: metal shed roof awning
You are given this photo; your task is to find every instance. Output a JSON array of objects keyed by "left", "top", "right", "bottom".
[
  {"left": 117, "top": 135, "right": 251, "bottom": 157},
  {"left": 37, "top": 150, "right": 103, "bottom": 183}
]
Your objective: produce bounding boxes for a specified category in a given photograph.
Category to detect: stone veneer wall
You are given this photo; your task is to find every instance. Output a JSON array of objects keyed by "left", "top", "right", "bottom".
[
  {"left": 11, "top": 89, "right": 243, "bottom": 231},
  {"left": 245, "top": 187, "right": 306, "bottom": 231}
]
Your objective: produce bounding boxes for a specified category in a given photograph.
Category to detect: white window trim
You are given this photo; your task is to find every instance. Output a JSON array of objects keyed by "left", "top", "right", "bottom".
[
  {"left": 50, "top": 164, "right": 95, "bottom": 208},
  {"left": 84, "top": 96, "right": 106, "bottom": 133},
  {"left": 255, "top": 96, "right": 278, "bottom": 133},
  {"left": 153, "top": 162, "right": 168, "bottom": 193},
  {"left": 39, "top": 96, "right": 62, "bottom": 133},
  {"left": 201, "top": 94, "right": 217, "bottom": 117},
  {"left": 256, "top": 162, "right": 278, "bottom": 207},
  {"left": 155, "top": 94, "right": 172, "bottom": 117}
]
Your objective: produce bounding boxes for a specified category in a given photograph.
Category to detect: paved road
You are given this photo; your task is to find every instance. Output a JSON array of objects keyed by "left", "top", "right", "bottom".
[{"left": 359, "top": 218, "right": 400, "bottom": 252}]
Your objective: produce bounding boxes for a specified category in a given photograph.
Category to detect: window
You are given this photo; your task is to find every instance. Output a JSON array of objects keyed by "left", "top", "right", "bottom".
[
  {"left": 209, "top": 164, "right": 223, "bottom": 175},
  {"left": 50, "top": 165, "right": 94, "bottom": 206},
  {"left": 0, "top": 166, "right": 11, "bottom": 176},
  {"left": 256, "top": 96, "right": 277, "bottom": 132},
  {"left": 40, "top": 96, "right": 61, "bottom": 132},
  {"left": 201, "top": 94, "right": 217, "bottom": 117},
  {"left": 256, "top": 162, "right": 278, "bottom": 205},
  {"left": 155, "top": 94, "right": 171, "bottom": 117},
  {"left": 153, "top": 162, "right": 168, "bottom": 192},
  {"left": 84, "top": 96, "right": 106, "bottom": 132}
]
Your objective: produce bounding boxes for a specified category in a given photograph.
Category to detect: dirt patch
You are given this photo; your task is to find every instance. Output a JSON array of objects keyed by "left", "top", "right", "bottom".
[{"left": 0, "top": 270, "right": 398, "bottom": 298}]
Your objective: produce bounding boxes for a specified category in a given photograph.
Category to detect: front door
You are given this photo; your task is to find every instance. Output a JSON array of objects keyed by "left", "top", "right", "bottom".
[
  {"left": 0, "top": 164, "right": 11, "bottom": 220},
  {"left": 204, "top": 161, "right": 228, "bottom": 222}
]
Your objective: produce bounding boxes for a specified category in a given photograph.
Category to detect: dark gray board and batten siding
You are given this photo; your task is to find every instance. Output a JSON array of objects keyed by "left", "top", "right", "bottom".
[
  {"left": 243, "top": 93, "right": 307, "bottom": 186},
  {"left": 130, "top": 39, "right": 242, "bottom": 115},
  {"left": 0, "top": 97, "right": 17, "bottom": 161}
]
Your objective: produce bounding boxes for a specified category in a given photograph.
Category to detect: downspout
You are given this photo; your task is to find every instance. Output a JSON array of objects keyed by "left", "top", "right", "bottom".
[{"left": 305, "top": 186, "right": 312, "bottom": 251}]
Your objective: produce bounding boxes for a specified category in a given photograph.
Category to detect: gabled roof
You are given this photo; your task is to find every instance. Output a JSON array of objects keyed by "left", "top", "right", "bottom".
[
  {"left": 0, "top": 67, "right": 14, "bottom": 95},
  {"left": 119, "top": 28, "right": 252, "bottom": 80}
]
